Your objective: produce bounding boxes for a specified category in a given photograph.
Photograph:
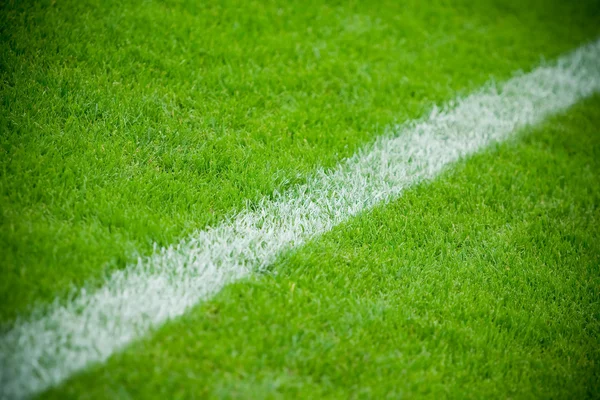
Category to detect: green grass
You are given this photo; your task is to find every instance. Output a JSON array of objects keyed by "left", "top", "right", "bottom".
[
  {"left": 2, "top": 0, "right": 600, "bottom": 397},
  {"left": 42, "top": 96, "right": 600, "bottom": 399},
  {"left": 2, "top": 0, "right": 600, "bottom": 323}
]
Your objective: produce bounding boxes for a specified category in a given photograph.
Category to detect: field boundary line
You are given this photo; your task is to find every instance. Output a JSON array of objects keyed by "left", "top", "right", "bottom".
[{"left": 2, "top": 39, "right": 600, "bottom": 399}]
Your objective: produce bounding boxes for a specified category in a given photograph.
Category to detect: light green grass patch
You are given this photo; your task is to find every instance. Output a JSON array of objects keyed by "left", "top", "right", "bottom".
[
  {"left": 41, "top": 96, "right": 600, "bottom": 399},
  {"left": 2, "top": 0, "right": 600, "bottom": 322}
]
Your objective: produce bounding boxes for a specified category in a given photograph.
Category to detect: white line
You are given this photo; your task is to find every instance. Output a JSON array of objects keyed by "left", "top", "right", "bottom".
[{"left": 2, "top": 39, "right": 600, "bottom": 399}]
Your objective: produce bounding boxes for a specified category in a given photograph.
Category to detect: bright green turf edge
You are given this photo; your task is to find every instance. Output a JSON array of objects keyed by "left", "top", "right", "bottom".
[
  {"left": 2, "top": 0, "right": 600, "bottom": 322},
  {"left": 41, "top": 96, "right": 600, "bottom": 399}
]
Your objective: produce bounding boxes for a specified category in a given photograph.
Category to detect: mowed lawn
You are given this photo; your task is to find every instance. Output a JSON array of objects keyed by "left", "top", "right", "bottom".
[
  {"left": 43, "top": 96, "right": 600, "bottom": 399},
  {"left": 1, "top": 0, "right": 600, "bottom": 398},
  {"left": 2, "top": 0, "right": 600, "bottom": 322}
]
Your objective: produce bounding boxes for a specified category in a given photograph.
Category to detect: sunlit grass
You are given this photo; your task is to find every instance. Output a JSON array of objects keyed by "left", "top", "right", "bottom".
[
  {"left": 44, "top": 96, "right": 600, "bottom": 399},
  {"left": 2, "top": 0, "right": 599, "bottom": 322}
]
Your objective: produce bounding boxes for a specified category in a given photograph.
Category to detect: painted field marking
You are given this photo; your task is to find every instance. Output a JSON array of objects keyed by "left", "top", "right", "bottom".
[{"left": 2, "top": 39, "right": 600, "bottom": 399}]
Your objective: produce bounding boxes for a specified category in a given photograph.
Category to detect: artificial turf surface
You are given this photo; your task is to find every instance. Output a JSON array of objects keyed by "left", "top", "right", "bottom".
[
  {"left": 42, "top": 95, "right": 600, "bottom": 399},
  {"left": 2, "top": 0, "right": 600, "bottom": 323}
]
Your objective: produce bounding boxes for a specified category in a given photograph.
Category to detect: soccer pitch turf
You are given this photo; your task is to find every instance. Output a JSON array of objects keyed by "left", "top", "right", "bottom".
[{"left": 1, "top": 0, "right": 600, "bottom": 398}]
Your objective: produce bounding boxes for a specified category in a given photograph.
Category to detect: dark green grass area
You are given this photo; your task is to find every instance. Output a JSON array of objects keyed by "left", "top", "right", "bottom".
[
  {"left": 42, "top": 97, "right": 600, "bottom": 399},
  {"left": 2, "top": 0, "right": 600, "bottom": 322}
]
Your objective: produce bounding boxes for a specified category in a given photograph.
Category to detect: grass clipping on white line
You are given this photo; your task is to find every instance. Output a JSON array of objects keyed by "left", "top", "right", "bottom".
[{"left": 2, "top": 39, "right": 600, "bottom": 399}]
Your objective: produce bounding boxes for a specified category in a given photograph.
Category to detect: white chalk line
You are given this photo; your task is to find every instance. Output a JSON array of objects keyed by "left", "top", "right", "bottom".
[{"left": 1, "top": 39, "right": 600, "bottom": 399}]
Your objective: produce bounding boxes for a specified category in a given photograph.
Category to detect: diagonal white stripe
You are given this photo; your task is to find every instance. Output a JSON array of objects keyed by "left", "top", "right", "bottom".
[{"left": 2, "top": 39, "right": 600, "bottom": 399}]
